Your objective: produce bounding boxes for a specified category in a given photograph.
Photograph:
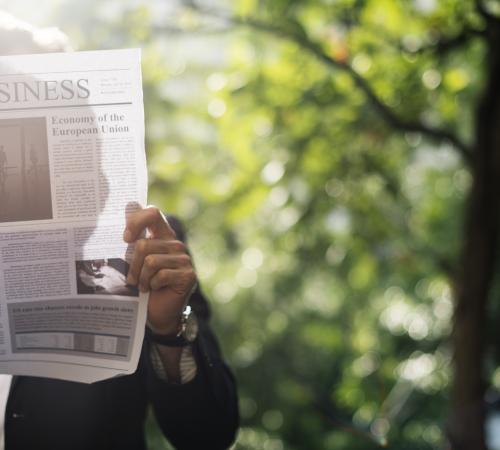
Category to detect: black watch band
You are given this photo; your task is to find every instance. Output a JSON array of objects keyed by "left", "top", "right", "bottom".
[{"left": 145, "top": 326, "right": 191, "bottom": 347}]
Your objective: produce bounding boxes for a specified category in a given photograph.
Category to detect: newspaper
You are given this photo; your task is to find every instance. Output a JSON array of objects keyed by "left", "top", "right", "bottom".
[{"left": 0, "top": 49, "right": 148, "bottom": 383}]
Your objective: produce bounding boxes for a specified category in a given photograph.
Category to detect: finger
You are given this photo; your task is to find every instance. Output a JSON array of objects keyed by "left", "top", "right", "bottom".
[
  {"left": 138, "top": 254, "right": 192, "bottom": 292},
  {"left": 124, "top": 206, "right": 176, "bottom": 242},
  {"left": 149, "top": 267, "right": 197, "bottom": 293},
  {"left": 127, "top": 239, "right": 187, "bottom": 285}
]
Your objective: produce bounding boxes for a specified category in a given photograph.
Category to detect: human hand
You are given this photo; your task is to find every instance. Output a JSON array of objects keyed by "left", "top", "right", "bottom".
[{"left": 123, "top": 206, "right": 197, "bottom": 335}]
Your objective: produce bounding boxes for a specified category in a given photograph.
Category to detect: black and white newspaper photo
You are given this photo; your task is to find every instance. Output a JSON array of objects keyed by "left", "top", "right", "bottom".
[{"left": 0, "top": 49, "right": 148, "bottom": 383}]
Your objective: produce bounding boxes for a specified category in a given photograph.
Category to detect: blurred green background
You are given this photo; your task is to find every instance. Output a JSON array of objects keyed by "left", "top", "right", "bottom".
[{"left": 3, "top": 0, "right": 499, "bottom": 449}]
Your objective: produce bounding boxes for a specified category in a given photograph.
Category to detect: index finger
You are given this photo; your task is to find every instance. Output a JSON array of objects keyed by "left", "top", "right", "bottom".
[{"left": 124, "top": 206, "right": 176, "bottom": 242}]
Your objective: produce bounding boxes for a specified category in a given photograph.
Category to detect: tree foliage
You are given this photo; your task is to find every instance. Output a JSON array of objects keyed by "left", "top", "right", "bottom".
[{"left": 18, "top": 0, "right": 500, "bottom": 448}]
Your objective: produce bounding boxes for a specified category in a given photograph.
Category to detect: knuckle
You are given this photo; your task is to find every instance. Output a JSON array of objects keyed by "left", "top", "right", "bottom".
[
  {"left": 178, "top": 253, "right": 191, "bottom": 265},
  {"left": 160, "top": 240, "right": 172, "bottom": 253},
  {"left": 135, "top": 239, "right": 148, "bottom": 254},
  {"left": 148, "top": 206, "right": 163, "bottom": 220},
  {"left": 144, "top": 254, "right": 156, "bottom": 269},
  {"left": 151, "top": 279, "right": 161, "bottom": 291},
  {"left": 171, "top": 240, "right": 186, "bottom": 252},
  {"left": 159, "top": 269, "right": 170, "bottom": 283},
  {"left": 185, "top": 268, "right": 197, "bottom": 284}
]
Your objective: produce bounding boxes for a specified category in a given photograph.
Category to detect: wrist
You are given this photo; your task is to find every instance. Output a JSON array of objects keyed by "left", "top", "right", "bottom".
[
  {"left": 146, "top": 284, "right": 198, "bottom": 338},
  {"left": 146, "top": 305, "right": 198, "bottom": 347},
  {"left": 147, "top": 316, "right": 182, "bottom": 336}
]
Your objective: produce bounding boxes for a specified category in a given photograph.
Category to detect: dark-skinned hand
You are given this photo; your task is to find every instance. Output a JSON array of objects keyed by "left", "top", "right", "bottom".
[{"left": 124, "top": 206, "right": 197, "bottom": 335}]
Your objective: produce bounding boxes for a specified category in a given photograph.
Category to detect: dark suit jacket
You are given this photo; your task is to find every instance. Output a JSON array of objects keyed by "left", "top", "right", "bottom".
[{"left": 4, "top": 216, "right": 239, "bottom": 450}]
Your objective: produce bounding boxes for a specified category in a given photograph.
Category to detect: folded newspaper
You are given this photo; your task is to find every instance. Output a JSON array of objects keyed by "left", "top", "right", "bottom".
[{"left": 0, "top": 49, "right": 148, "bottom": 383}]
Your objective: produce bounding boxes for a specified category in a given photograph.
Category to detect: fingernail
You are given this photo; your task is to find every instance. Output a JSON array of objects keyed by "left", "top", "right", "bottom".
[
  {"left": 127, "top": 274, "right": 136, "bottom": 285},
  {"left": 123, "top": 229, "right": 132, "bottom": 242}
]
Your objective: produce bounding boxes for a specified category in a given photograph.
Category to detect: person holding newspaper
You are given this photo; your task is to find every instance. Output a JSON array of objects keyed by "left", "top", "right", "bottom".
[{"left": 0, "top": 12, "right": 239, "bottom": 450}]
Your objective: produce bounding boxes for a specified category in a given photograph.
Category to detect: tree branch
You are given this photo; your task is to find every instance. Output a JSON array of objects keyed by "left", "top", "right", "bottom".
[
  {"left": 361, "top": 22, "right": 485, "bottom": 55},
  {"left": 413, "top": 27, "right": 486, "bottom": 55},
  {"left": 182, "top": 3, "right": 474, "bottom": 164},
  {"left": 476, "top": 0, "right": 500, "bottom": 25},
  {"left": 346, "top": 68, "right": 472, "bottom": 162}
]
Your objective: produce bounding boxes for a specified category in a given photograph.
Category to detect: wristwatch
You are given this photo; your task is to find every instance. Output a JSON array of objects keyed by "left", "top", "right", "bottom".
[{"left": 146, "top": 305, "right": 198, "bottom": 347}]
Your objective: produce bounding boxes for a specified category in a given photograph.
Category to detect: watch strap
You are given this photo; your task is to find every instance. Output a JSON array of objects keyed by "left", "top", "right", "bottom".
[{"left": 145, "top": 326, "right": 191, "bottom": 347}]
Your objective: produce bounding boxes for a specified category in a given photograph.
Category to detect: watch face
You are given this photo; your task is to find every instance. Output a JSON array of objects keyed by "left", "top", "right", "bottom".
[{"left": 184, "top": 314, "right": 199, "bottom": 342}]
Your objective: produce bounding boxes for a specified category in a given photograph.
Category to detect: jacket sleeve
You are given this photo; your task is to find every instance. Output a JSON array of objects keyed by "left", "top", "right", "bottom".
[{"left": 143, "top": 215, "right": 239, "bottom": 450}]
